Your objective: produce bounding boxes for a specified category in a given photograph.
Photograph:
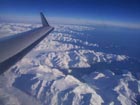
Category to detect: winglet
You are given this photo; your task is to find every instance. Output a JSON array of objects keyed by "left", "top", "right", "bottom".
[{"left": 40, "top": 12, "right": 50, "bottom": 27}]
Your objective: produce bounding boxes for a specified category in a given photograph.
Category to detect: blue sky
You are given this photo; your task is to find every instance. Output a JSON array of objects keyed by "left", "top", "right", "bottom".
[{"left": 0, "top": 0, "right": 140, "bottom": 28}]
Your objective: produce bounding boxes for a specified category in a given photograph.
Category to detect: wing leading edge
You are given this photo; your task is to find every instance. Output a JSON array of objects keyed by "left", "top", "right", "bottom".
[{"left": 0, "top": 13, "right": 54, "bottom": 74}]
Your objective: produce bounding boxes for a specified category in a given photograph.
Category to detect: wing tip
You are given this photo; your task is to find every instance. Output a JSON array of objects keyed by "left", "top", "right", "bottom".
[{"left": 40, "top": 12, "right": 49, "bottom": 27}]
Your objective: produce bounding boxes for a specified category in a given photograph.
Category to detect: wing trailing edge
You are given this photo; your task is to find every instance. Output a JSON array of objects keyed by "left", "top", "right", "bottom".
[{"left": 40, "top": 12, "right": 50, "bottom": 27}]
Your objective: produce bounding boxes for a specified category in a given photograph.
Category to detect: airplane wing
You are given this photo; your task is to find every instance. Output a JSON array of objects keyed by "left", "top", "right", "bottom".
[{"left": 0, "top": 12, "right": 54, "bottom": 74}]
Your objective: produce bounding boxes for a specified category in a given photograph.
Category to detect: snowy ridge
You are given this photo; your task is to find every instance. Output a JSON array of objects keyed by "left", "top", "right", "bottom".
[
  {"left": 83, "top": 70, "right": 140, "bottom": 105},
  {"left": 0, "top": 23, "right": 139, "bottom": 105}
]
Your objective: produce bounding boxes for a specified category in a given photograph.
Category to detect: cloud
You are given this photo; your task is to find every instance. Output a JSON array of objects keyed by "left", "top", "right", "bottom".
[
  {"left": 1, "top": 15, "right": 140, "bottom": 29},
  {"left": 0, "top": 23, "right": 41, "bottom": 37}
]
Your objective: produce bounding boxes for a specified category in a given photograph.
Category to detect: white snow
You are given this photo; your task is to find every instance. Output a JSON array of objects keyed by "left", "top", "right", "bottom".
[
  {"left": 82, "top": 70, "right": 140, "bottom": 105},
  {"left": 0, "top": 23, "right": 139, "bottom": 105}
]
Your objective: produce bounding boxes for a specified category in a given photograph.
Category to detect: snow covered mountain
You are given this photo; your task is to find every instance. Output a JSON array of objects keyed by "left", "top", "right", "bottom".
[{"left": 0, "top": 23, "right": 140, "bottom": 105}]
